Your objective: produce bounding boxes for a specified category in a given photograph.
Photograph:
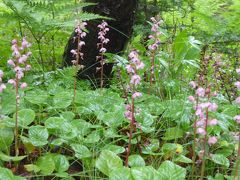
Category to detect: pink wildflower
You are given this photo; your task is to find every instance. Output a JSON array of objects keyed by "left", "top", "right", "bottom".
[
  {"left": 208, "top": 119, "right": 218, "bottom": 126},
  {"left": 130, "top": 75, "right": 141, "bottom": 85},
  {"left": 208, "top": 136, "right": 217, "bottom": 146},
  {"left": 132, "top": 92, "right": 142, "bottom": 99},
  {"left": 234, "top": 115, "right": 240, "bottom": 124},
  {"left": 196, "top": 87, "right": 205, "bottom": 97},
  {"left": 197, "top": 128, "right": 206, "bottom": 135},
  {"left": 20, "top": 82, "right": 27, "bottom": 89}
]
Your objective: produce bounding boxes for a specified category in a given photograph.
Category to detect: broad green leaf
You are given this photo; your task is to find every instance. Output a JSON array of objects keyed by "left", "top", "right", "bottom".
[
  {"left": 13, "top": 109, "right": 35, "bottom": 127},
  {"left": 70, "top": 144, "right": 92, "bottom": 159},
  {"left": 95, "top": 150, "right": 123, "bottom": 176},
  {"left": 28, "top": 125, "right": 49, "bottom": 146},
  {"left": 25, "top": 91, "right": 48, "bottom": 105},
  {"left": 61, "top": 111, "right": 75, "bottom": 121},
  {"left": 102, "top": 145, "right": 125, "bottom": 154},
  {"left": 0, "top": 152, "right": 26, "bottom": 162},
  {"left": 52, "top": 154, "right": 69, "bottom": 172},
  {"left": 109, "top": 167, "right": 132, "bottom": 180},
  {"left": 128, "top": 155, "right": 145, "bottom": 167},
  {"left": 0, "top": 126, "right": 14, "bottom": 152},
  {"left": 173, "top": 155, "right": 192, "bottom": 164},
  {"left": 24, "top": 164, "right": 40, "bottom": 173},
  {"left": 0, "top": 167, "right": 26, "bottom": 180},
  {"left": 52, "top": 91, "right": 73, "bottom": 109},
  {"left": 1, "top": 89, "right": 16, "bottom": 114},
  {"left": 162, "top": 127, "right": 183, "bottom": 140},
  {"left": 131, "top": 166, "right": 161, "bottom": 180},
  {"left": 158, "top": 161, "right": 186, "bottom": 180},
  {"left": 36, "top": 154, "right": 55, "bottom": 175},
  {"left": 84, "top": 131, "right": 100, "bottom": 144},
  {"left": 209, "top": 154, "right": 230, "bottom": 167}
]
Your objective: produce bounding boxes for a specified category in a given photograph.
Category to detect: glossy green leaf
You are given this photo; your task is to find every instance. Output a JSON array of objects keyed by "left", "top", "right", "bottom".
[
  {"left": 52, "top": 154, "right": 69, "bottom": 172},
  {"left": 128, "top": 155, "right": 145, "bottom": 167},
  {"left": 70, "top": 144, "right": 92, "bottom": 159},
  {"left": 36, "top": 154, "right": 55, "bottom": 175},
  {"left": 95, "top": 150, "right": 123, "bottom": 176},
  {"left": 157, "top": 161, "right": 186, "bottom": 180},
  {"left": 29, "top": 125, "right": 49, "bottom": 146},
  {"left": 210, "top": 154, "right": 230, "bottom": 167},
  {"left": 0, "top": 167, "right": 26, "bottom": 180},
  {"left": 13, "top": 109, "right": 35, "bottom": 127}
]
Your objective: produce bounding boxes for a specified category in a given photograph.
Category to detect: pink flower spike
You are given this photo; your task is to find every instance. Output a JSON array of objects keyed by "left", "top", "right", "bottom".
[
  {"left": 126, "top": 65, "right": 134, "bottom": 73},
  {"left": 208, "top": 136, "right": 217, "bottom": 146},
  {"left": 20, "top": 82, "right": 28, "bottom": 89}
]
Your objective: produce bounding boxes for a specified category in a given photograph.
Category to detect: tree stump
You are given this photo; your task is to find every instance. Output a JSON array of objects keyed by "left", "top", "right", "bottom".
[{"left": 63, "top": 0, "right": 138, "bottom": 85}]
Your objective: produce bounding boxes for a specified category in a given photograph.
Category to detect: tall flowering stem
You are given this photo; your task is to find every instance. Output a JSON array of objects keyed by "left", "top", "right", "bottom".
[
  {"left": 7, "top": 38, "right": 31, "bottom": 156},
  {"left": 71, "top": 21, "right": 87, "bottom": 104},
  {"left": 188, "top": 82, "right": 219, "bottom": 179},
  {"left": 148, "top": 17, "right": 163, "bottom": 91},
  {"left": 233, "top": 68, "right": 240, "bottom": 180},
  {"left": 97, "top": 21, "right": 109, "bottom": 88},
  {"left": 124, "top": 50, "right": 144, "bottom": 166}
]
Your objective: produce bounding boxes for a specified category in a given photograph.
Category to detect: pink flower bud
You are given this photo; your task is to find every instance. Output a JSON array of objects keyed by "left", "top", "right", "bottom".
[
  {"left": 235, "top": 97, "right": 240, "bottom": 104},
  {"left": 7, "top": 59, "right": 15, "bottom": 66},
  {"left": 196, "top": 87, "right": 205, "bottom": 97},
  {"left": 0, "top": 84, "right": 6, "bottom": 92},
  {"left": 0, "top": 70, "right": 3, "bottom": 78},
  {"left": 197, "top": 128, "right": 206, "bottom": 135},
  {"left": 189, "top": 81, "right": 197, "bottom": 89},
  {"left": 130, "top": 74, "right": 141, "bottom": 85},
  {"left": 132, "top": 92, "right": 142, "bottom": 99},
  {"left": 208, "top": 119, "right": 218, "bottom": 126},
  {"left": 20, "top": 82, "right": 28, "bottom": 89},
  {"left": 235, "top": 81, "right": 240, "bottom": 89},
  {"left": 208, "top": 103, "right": 218, "bottom": 111},
  {"left": 208, "top": 136, "right": 217, "bottom": 146},
  {"left": 236, "top": 68, "right": 240, "bottom": 74},
  {"left": 8, "top": 79, "right": 16, "bottom": 87},
  {"left": 188, "top": 96, "right": 195, "bottom": 103},
  {"left": 234, "top": 115, "right": 240, "bottom": 124}
]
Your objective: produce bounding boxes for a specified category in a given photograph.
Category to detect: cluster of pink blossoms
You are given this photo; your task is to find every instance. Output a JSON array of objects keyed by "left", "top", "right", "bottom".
[
  {"left": 188, "top": 81, "right": 219, "bottom": 146},
  {"left": 7, "top": 38, "right": 32, "bottom": 89},
  {"left": 148, "top": 17, "right": 163, "bottom": 51},
  {"left": 70, "top": 21, "right": 87, "bottom": 65},
  {"left": 234, "top": 68, "right": 240, "bottom": 123},
  {"left": 97, "top": 21, "right": 109, "bottom": 54},
  {"left": 0, "top": 70, "right": 6, "bottom": 92},
  {"left": 124, "top": 50, "right": 145, "bottom": 120}
]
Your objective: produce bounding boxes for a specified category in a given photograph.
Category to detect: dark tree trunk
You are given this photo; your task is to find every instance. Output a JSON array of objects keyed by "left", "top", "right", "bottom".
[{"left": 63, "top": 0, "right": 138, "bottom": 83}]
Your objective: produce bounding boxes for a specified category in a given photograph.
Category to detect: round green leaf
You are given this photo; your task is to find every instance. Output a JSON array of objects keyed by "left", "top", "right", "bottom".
[
  {"left": 36, "top": 154, "right": 55, "bottom": 175},
  {"left": 128, "top": 155, "right": 145, "bottom": 167},
  {"left": 29, "top": 125, "right": 49, "bottom": 146},
  {"left": 109, "top": 167, "right": 132, "bottom": 180},
  {"left": 95, "top": 150, "right": 123, "bottom": 176},
  {"left": 210, "top": 154, "right": 230, "bottom": 168},
  {"left": 0, "top": 126, "right": 14, "bottom": 152},
  {"left": 157, "top": 161, "right": 186, "bottom": 180},
  {"left": 14, "top": 109, "right": 35, "bottom": 127},
  {"left": 53, "top": 154, "right": 69, "bottom": 172},
  {"left": 70, "top": 144, "right": 92, "bottom": 159},
  {"left": 53, "top": 91, "right": 73, "bottom": 109},
  {"left": 0, "top": 167, "right": 26, "bottom": 180}
]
